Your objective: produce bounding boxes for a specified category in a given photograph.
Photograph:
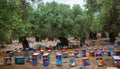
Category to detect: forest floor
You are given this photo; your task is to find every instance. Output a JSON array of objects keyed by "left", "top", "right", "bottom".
[{"left": 0, "top": 37, "right": 120, "bottom": 69}]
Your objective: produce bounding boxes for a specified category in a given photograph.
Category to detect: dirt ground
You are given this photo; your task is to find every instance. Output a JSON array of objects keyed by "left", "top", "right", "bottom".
[{"left": 0, "top": 37, "right": 120, "bottom": 69}]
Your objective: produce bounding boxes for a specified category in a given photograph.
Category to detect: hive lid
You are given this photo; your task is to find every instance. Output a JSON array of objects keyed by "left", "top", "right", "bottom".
[
  {"left": 69, "top": 54, "right": 74, "bottom": 56},
  {"left": 33, "top": 53, "right": 39, "bottom": 55},
  {"left": 82, "top": 57, "right": 88, "bottom": 59},
  {"left": 56, "top": 53, "right": 62, "bottom": 55},
  {"left": 113, "top": 56, "right": 120, "bottom": 59},
  {"left": 43, "top": 53, "right": 49, "bottom": 56},
  {"left": 40, "top": 50, "right": 44, "bottom": 51}
]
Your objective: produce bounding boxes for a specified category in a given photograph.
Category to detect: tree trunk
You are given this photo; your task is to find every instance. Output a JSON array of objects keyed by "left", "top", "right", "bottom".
[
  {"left": 19, "top": 37, "right": 23, "bottom": 43},
  {"left": 89, "top": 32, "right": 97, "bottom": 39},
  {"left": 0, "top": 39, "right": 2, "bottom": 46},
  {"left": 7, "top": 38, "right": 12, "bottom": 44},
  {"left": 19, "top": 37, "right": 29, "bottom": 50},
  {"left": 74, "top": 37, "right": 79, "bottom": 40},
  {"left": 80, "top": 37, "right": 85, "bottom": 44},
  {"left": 80, "top": 37, "right": 85, "bottom": 48},
  {"left": 48, "top": 32, "right": 54, "bottom": 41},
  {"left": 0, "top": 37, "right": 3, "bottom": 46},
  {"left": 48, "top": 36, "right": 54, "bottom": 41},
  {"left": 40, "top": 36, "right": 46, "bottom": 41},
  {"left": 35, "top": 36, "right": 39, "bottom": 42},
  {"left": 109, "top": 32, "right": 116, "bottom": 44},
  {"left": 101, "top": 32, "right": 106, "bottom": 38},
  {"left": 58, "top": 37, "right": 69, "bottom": 46},
  {"left": 0, "top": 37, "right": 4, "bottom": 48}
]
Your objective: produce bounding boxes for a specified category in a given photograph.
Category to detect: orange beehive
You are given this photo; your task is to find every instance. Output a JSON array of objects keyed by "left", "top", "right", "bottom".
[
  {"left": 61, "top": 50, "right": 65, "bottom": 53},
  {"left": 89, "top": 51, "right": 95, "bottom": 57}
]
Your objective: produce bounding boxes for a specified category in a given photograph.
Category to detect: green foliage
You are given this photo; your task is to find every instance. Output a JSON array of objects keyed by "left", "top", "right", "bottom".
[
  {"left": 0, "top": 0, "right": 32, "bottom": 43},
  {"left": 90, "top": 16, "right": 102, "bottom": 33},
  {"left": 85, "top": 0, "right": 120, "bottom": 34},
  {"left": 29, "top": 1, "right": 90, "bottom": 39},
  {"left": 30, "top": 2, "right": 73, "bottom": 39},
  {"left": 1, "top": 0, "right": 119, "bottom": 43},
  {"left": 99, "top": 0, "right": 120, "bottom": 33},
  {"left": 0, "top": 0, "right": 21, "bottom": 43}
]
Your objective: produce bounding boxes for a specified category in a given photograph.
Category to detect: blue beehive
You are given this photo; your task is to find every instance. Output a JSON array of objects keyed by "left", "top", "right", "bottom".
[
  {"left": 56, "top": 53, "right": 62, "bottom": 65},
  {"left": 113, "top": 51, "right": 120, "bottom": 56},
  {"left": 43, "top": 53, "right": 50, "bottom": 66},
  {"left": 33, "top": 48, "right": 37, "bottom": 53},
  {"left": 9, "top": 51, "right": 14, "bottom": 57},
  {"left": 32, "top": 58, "right": 38, "bottom": 65},
  {"left": 39, "top": 50, "right": 44, "bottom": 59},
  {"left": 69, "top": 54, "right": 75, "bottom": 67},
  {"left": 109, "top": 47, "right": 114, "bottom": 52},
  {"left": 38, "top": 45, "right": 45, "bottom": 50},
  {"left": 32, "top": 53, "right": 39, "bottom": 65},
  {"left": 87, "top": 48, "right": 91, "bottom": 53},
  {"left": 103, "top": 52, "right": 111, "bottom": 56},
  {"left": 58, "top": 45, "right": 62, "bottom": 50},
  {"left": 70, "top": 60, "right": 75, "bottom": 66},
  {"left": 63, "top": 52, "right": 69, "bottom": 58},
  {"left": 29, "top": 47, "right": 34, "bottom": 50},
  {"left": 81, "top": 50, "right": 86, "bottom": 57},
  {"left": 83, "top": 60, "right": 89, "bottom": 66},
  {"left": 24, "top": 48, "right": 30, "bottom": 61},
  {"left": 82, "top": 57, "right": 89, "bottom": 66},
  {"left": 15, "top": 56, "right": 25, "bottom": 64},
  {"left": 107, "top": 52, "right": 111, "bottom": 56},
  {"left": 96, "top": 53, "right": 103, "bottom": 57},
  {"left": 74, "top": 52, "right": 79, "bottom": 58}
]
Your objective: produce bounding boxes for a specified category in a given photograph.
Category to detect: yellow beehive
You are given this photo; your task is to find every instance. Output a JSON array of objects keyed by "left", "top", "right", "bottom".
[{"left": 68, "top": 50, "right": 72, "bottom": 55}]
